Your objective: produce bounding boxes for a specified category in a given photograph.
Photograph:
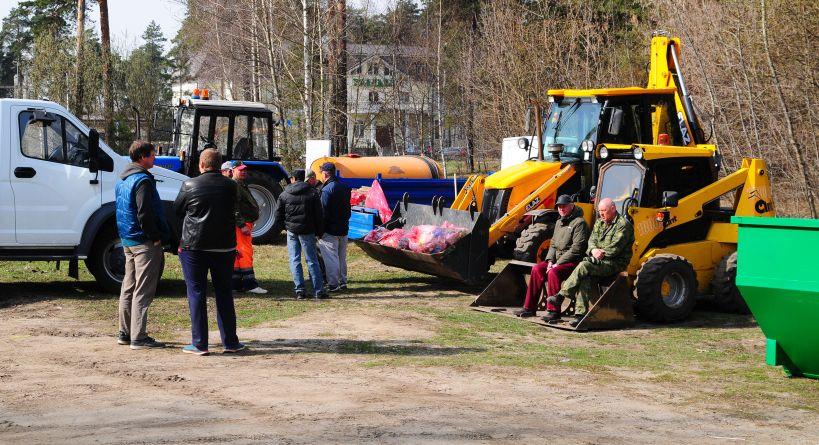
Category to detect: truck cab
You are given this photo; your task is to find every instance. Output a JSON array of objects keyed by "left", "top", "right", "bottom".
[
  {"left": 154, "top": 92, "right": 290, "bottom": 243},
  {"left": 0, "top": 98, "right": 187, "bottom": 292}
]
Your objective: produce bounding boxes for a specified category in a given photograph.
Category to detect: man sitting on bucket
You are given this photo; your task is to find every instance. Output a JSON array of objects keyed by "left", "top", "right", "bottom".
[
  {"left": 514, "top": 194, "right": 589, "bottom": 321},
  {"left": 553, "top": 197, "right": 635, "bottom": 327}
]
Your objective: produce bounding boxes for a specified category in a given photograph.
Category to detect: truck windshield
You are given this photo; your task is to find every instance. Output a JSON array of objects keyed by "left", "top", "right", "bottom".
[{"left": 543, "top": 100, "right": 601, "bottom": 157}]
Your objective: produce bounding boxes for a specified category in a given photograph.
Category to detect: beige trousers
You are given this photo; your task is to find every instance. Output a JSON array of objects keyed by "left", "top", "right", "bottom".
[{"left": 118, "top": 242, "right": 164, "bottom": 342}]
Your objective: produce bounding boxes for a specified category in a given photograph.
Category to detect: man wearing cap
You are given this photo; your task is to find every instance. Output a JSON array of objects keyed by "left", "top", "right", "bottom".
[
  {"left": 554, "top": 197, "right": 634, "bottom": 327},
  {"left": 318, "top": 162, "right": 352, "bottom": 293},
  {"left": 273, "top": 165, "right": 327, "bottom": 299},
  {"left": 221, "top": 160, "right": 266, "bottom": 294},
  {"left": 514, "top": 195, "right": 589, "bottom": 321}
]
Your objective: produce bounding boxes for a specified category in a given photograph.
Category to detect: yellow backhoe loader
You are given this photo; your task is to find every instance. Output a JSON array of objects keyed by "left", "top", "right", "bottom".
[
  {"left": 472, "top": 33, "right": 776, "bottom": 329},
  {"left": 358, "top": 32, "right": 710, "bottom": 286}
]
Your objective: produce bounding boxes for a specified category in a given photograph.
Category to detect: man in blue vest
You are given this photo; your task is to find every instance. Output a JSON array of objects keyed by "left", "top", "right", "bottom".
[{"left": 115, "top": 140, "right": 171, "bottom": 350}]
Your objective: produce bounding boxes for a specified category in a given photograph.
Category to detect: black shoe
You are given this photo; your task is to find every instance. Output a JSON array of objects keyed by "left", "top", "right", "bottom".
[
  {"left": 513, "top": 309, "right": 536, "bottom": 318},
  {"left": 295, "top": 291, "right": 307, "bottom": 300},
  {"left": 327, "top": 284, "right": 343, "bottom": 292},
  {"left": 569, "top": 314, "right": 585, "bottom": 328},
  {"left": 546, "top": 295, "right": 564, "bottom": 309},
  {"left": 543, "top": 311, "right": 561, "bottom": 321},
  {"left": 130, "top": 336, "right": 166, "bottom": 350},
  {"left": 117, "top": 331, "right": 130, "bottom": 345},
  {"left": 340, "top": 283, "right": 347, "bottom": 290},
  {"left": 317, "top": 292, "right": 331, "bottom": 299}
]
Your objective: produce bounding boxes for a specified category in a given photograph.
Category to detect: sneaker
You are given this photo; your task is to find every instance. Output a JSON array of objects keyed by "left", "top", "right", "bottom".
[
  {"left": 340, "top": 283, "right": 347, "bottom": 290},
  {"left": 224, "top": 343, "right": 247, "bottom": 353},
  {"left": 130, "top": 336, "right": 166, "bottom": 350},
  {"left": 327, "top": 284, "right": 343, "bottom": 292},
  {"left": 513, "top": 309, "right": 536, "bottom": 318},
  {"left": 317, "top": 291, "right": 331, "bottom": 299},
  {"left": 182, "top": 344, "right": 209, "bottom": 356},
  {"left": 117, "top": 331, "right": 130, "bottom": 345},
  {"left": 295, "top": 291, "right": 307, "bottom": 300},
  {"left": 247, "top": 287, "right": 268, "bottom": 294}
]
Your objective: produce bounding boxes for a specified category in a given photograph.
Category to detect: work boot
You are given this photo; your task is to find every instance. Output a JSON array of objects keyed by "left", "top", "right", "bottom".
[
  {"left": 543, "top": 310, "right": 561, "bottom": 322},
  {"left": 513, "top": 309, "right": 536, "bottom": 318},
  {"left": 569, "top": 314, "right": 585, "bottom": 328},
  {"left": 546, "top": 295, "right": 564, "bottom": 311}
]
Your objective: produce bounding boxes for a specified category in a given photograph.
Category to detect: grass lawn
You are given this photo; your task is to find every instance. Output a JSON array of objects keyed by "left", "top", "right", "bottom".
[{"left": 0, "top": 242, "right": 816, "bottom": 416}]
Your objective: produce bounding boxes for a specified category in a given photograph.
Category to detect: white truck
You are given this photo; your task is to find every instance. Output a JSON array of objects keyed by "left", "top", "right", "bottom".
[{"left": 0, "top": 98, "right": 187, "bottom": 292}]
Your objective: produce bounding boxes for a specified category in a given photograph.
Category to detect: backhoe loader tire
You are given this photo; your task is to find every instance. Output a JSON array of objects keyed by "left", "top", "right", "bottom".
[
  {"left": 634, "top": 254, "right": 697, "bottom": 323},
  {"left": 711, "top": 252, "right": 750, "bottom": 314},
  {"left": 513, "top": 223, "right": 554, "bottom": 263},
  {"left": 244, "top": 171, "right": 283, "bottom": 245}
]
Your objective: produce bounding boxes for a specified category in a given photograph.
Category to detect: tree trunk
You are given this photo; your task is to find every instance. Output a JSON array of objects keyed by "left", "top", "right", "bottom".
[
  {"left": 328, "top": 0, "right": 347, "bottom": 155},
  {"left": 99, "top": 0, "right": 113, "bottom": 144},
  {"left": 435, "top": 0, "right": 444, "bottom": 173},
  {"left": 760, "top": 0, "right": 817, "bottom": 217},
  {"left": 73, "top": 0, "right": 86, "bottom": 118},
  {"left": 302, "top": 0, "right": 313, "bottom": 138}
]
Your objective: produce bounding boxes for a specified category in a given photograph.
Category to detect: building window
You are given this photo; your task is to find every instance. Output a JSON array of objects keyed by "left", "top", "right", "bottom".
[
  {"left": 368, "top": 91, "right": 380, "bottom": 103},
  {"left": 384, "top": 65, "right": 391, "bottom": 76},
  {"left": 354, "top": 121, "right": 365, "bottom": 138},
  {"left": 367, "top": 62, "right": 379, "bottom": 75}
]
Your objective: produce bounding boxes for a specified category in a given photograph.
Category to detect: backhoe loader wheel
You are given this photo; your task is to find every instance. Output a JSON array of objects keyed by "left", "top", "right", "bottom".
[
  {"left": 634, "top": 254, "right": 698, "bottom": 323},
  {"left": 513, "top": 223, "right": 554, "bottom": 262},
  {"left": 711, "top": 252, "right": 751, "bottom": 314}
]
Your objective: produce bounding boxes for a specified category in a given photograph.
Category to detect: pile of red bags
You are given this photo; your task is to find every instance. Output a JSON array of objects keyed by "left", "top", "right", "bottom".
[
  {"left": 349, "top": 180, "right": 393, "bottom": 223},
  {"left": 350, "top": 189, "right": 368, "bottom": 206},
  {"left": 363, "top": 221, "right": 468, "bottom": 254}
]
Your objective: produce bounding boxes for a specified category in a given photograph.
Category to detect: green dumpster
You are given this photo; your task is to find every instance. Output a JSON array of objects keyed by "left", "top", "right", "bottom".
[{"left": 732, "top": 216, "right": 819, "bottom": 379}]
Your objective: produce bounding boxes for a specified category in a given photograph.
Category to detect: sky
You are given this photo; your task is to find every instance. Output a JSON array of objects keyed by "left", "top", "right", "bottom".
[{"left": 0, "top": 0, "right": 410, "bottom": 51}]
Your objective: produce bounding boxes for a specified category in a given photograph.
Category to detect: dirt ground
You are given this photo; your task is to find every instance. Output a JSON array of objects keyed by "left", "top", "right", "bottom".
[{"left": 1, "top": 294, "right": 817, "bottom": 444}]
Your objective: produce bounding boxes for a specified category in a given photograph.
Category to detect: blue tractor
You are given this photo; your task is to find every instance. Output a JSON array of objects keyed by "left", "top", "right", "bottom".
[{"left": 154, "top": 94, "right": 290, "bottom": 243}]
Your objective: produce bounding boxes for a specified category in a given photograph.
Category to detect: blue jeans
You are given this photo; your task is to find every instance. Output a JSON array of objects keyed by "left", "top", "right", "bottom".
[
  {"left": 179, "top": 250, "right": 240, "bottom": 350},
  {"left": 286, "top": 231, "right": 325, "bottom": 295}
]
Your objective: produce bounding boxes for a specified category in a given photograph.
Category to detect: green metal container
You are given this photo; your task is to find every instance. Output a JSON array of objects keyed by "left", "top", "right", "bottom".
[{"left": 732, "top": 216, "right": 819, "bottom": 379}]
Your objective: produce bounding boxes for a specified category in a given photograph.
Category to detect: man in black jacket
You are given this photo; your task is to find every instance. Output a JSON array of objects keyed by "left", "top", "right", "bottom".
[
  {"left": 174, "top": 148, "right": 245, "bottom": 356},
  {"left": 317, "top": 162, "right": 352, "bottom": 292},
  {"left": 273, "top": 173, "right": 327, "bottom": 299}
]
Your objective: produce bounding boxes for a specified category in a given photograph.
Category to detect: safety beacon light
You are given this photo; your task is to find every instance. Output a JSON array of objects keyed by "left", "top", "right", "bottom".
[
  {"left": 201, "top": 89, "right": 210, "bottom": 100},
  {"left": 192, "top": 88, "right": 201, "bottom": 99}
]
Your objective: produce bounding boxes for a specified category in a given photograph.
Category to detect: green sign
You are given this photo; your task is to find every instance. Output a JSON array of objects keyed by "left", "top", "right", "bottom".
[{"left": 352, "top": 77, "right": 395, "bottom": 88}]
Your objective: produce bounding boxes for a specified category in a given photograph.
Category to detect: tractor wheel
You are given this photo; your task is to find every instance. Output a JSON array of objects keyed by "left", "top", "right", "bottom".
[
  {"left": 244, "top": 170, "right": 283, "bottom": 244},
  {"left": 513, "top": 223, "right": 554, "bottom": 262},
  {"left": 711, "top": 252, "right": 750, "bottom": 314},
  {"left": 633, "top": 254, "right": 698, "bottom": 323}
]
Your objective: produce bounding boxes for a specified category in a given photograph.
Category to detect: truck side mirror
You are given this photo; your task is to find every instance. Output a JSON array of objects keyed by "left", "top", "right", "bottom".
[
  {"left": 88, "top": 128, "right": 100, "bottom": 173},
  {"left": 608, "top": 108, "right": 624, "bottom": 136},
  {"left": 662, "top": 191, "right": 679, "bottom": 207}
]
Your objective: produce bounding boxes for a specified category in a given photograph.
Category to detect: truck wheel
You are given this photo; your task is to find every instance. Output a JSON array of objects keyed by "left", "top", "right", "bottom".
[
  {"left": 513, "top": 223, "right": 554, "bottom": 262},
  {"left": 634, "top": 254, "right": 698, "bottom": 323},
  {"left": 710, "top": 252, "right": 750, "bottom": 314},
  {"left": 244, "top": 170, "right": 284, "bottom": 244},
  {"left": 85, "top": 225, "right": 125, "bottom": 294}
]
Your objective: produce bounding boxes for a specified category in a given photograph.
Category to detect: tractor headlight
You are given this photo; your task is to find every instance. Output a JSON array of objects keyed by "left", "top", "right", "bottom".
[
  {"left": 517, "top": 137, "right": 530, "bottom": 150},
  {"left": 633, "top": 146, "right": 644, "bottom": 160},
  {"left": 599, "top": 145, "right": 609, "bottom": 159},
  {"left": 581, "top": 140, "right": 594, "bottom": 152}
]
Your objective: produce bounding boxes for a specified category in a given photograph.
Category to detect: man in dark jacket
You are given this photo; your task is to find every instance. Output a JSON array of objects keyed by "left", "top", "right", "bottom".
[
  {"left": 115, "top": 140, "right": 171, "bottom": 350},
  {"left": 317, "top": 162, "right": 352, "bottom": 292},
  {"left": 273, "top": 171, "right": 327, "bottom": 299},
  {"left": 174, "top": 148, "right": 245, "bottom": 355},
  {"left": 514, "top": 195, "right": 589, "bottom": 321}
]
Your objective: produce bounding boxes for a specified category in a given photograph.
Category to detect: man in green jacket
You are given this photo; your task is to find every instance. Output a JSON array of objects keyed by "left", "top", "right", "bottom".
[
  {"left": 555, "top": 197, "right": 635, "bottom": 326},
  {"left": 514, "top": 195, "right": 589, "bottom": 320}
]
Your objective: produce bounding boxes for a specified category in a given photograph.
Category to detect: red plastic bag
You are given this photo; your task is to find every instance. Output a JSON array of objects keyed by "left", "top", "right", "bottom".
[
  {"left": 350, "top": 188, "right": 368, "bottom": 206},
  {"left": 364, "top": 180, "right": 393, "bottom": 222},
  {"left": 377, "top": 228, "right": 405, "bottom": 248}
]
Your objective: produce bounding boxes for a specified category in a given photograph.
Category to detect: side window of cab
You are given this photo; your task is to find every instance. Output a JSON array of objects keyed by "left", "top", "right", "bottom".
[{"left": 19, "top": 110, "right": 98, "bottom": 169}]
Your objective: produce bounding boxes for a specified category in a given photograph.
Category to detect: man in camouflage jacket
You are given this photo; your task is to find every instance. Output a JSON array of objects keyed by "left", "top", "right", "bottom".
[{"left": 556, "top": 197, "right": 634, "bottom": 325}]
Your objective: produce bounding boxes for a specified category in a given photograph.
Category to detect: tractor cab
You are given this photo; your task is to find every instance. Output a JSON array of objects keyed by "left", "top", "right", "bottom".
[{"left": 153, "top": 90, "right": 290, "bottom": 243}]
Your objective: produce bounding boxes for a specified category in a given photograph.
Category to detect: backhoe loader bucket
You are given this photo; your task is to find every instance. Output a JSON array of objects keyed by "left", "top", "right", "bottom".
[
  {"left": 471, "top": 261, "right": 635, "bottom": 331},
  {"left": 355, "top": 197, "right": 490, "bottom": 285}
]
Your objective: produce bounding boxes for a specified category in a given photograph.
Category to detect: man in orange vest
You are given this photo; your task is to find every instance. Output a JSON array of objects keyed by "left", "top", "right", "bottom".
[{"left": 221, "top": 161, "right": 267, "bottom": 294}]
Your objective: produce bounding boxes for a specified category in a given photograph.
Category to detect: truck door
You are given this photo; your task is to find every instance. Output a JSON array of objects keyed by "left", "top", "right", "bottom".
[{"left": 10, "top": 106, "right": 102, "bottom": 246}]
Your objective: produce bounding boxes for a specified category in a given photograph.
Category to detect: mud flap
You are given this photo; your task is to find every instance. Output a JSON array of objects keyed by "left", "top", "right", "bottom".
[{"left": 471, "top": 263, "right": 635, "bottom": 332}]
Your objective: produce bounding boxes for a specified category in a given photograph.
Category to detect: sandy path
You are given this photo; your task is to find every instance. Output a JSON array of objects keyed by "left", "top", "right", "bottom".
[{"left": 0, "top": 300, "right": 816, "bottom": 444}]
